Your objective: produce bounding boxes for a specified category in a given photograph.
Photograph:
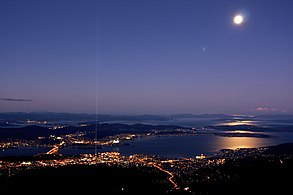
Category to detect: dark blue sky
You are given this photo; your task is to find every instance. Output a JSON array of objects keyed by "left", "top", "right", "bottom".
[{"left": 1, "top": 0, "right": 292, "bottom": 114}]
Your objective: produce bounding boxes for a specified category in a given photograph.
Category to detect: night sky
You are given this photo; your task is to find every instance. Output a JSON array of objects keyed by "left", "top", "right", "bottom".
[{"left": 1, "top": 0, "right": 292, "bottom": 115}]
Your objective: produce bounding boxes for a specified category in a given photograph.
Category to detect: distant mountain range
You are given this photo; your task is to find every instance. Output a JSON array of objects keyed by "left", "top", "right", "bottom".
[
  {"left": 2, "top": 112, "right": 293, "bottom": 122},
  {"left": 0, "top": 123, "right": 187, "bottom": 140},
  {"left": 1, "top": 112, "right": 293, "bottom": 142}
]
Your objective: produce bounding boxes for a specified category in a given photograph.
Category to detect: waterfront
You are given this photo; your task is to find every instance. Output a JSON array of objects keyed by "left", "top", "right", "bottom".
[
  {"left": 99, "top": 132, "right": 293, "bottom": 158},
  {"left": 2, "top": 131, "right": 293, "bottom": 158}
]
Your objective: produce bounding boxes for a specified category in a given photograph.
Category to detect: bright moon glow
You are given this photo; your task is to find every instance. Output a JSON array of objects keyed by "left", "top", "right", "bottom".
[{"left": 233, "top": 15, "right": 244, "bottom": 25}]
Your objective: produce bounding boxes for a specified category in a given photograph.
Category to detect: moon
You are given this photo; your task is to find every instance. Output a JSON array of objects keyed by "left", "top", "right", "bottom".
[{"left": 233, "top": 15, "right": 244, "bottom": 25}]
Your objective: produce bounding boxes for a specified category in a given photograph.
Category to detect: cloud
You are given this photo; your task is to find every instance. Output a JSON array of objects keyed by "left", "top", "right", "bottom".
[
  {"left": 0, "top": 97, "right": 33, "bottom": 102},
  {"left": 256, "top": 107, "right": 285, "bottom": 112}
]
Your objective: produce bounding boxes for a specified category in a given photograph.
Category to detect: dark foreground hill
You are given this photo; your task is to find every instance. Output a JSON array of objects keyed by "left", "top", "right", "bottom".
[{"left": 0, "top": 164, "right": 171, "bottom": 194}]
